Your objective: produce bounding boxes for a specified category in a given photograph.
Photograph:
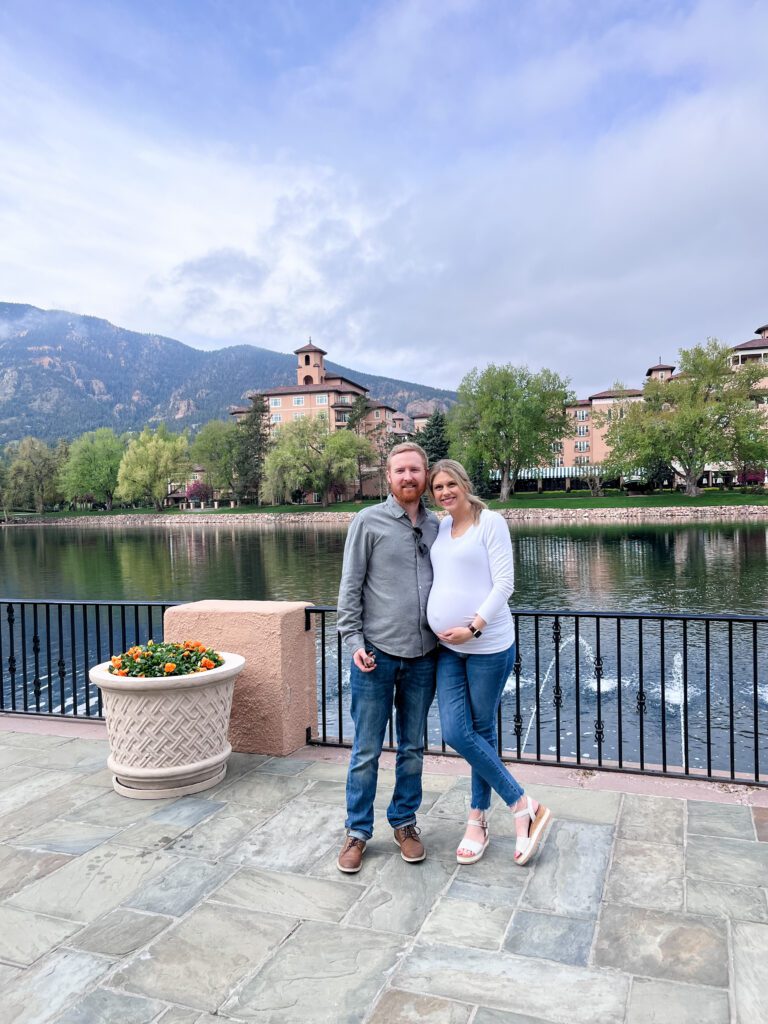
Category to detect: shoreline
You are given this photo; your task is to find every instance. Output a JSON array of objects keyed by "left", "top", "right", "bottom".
[{"left": 5, "top": 503, "right": 768, "bottom": 528}]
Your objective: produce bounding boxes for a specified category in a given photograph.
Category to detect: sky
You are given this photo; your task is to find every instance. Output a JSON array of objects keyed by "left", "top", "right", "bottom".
[{"left": 1, "top": 0, "right": 767, "bottom": 396}]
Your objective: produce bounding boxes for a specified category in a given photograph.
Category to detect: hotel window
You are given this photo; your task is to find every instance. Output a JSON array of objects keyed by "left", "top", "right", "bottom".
[
  {"left": 575, "top": 455, "right": 589, "bottom": 466},
  {"left": 270, "top": 398, "right": 281, "bottom": 408},
  {"left": 577, "top": 425, "right": 589, "bottom": 436},
  {"left": 374, "top": 410, "right": 381, "bottom": 419},
  {"left": 338, "top": 394, "right": 352, "bottom": 405},
  {"left": 552, "top": 455, "right": 564, "bottom": 467},
  {"left": 316, "top": 394, "right": 328, "bottom": 405},
  {"left": 576, "top": 410, "right": 589, "bottom": 421},
  {"left": 292, "top": 396, "right": 305, "bottom": 407},
  {"left": 293, "top": 412, "right": 305, "bottom": 420},
  {"left": 575, "top": 441, "right": 590, "bottom": 452},
  {"left": 551, "top": 441, "right": 563, "bottom": 453},
  {"left": 336, "top": 412, "right": 349, "bottom": 424},
  {"left": 270, "top": 414, "right": 282, "bottom": 424}
]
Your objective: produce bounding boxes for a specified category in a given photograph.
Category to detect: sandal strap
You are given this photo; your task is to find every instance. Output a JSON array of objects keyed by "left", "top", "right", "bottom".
[
  {"left": 457, "top": 837, "right": 486, "bottom": 855},
  {"left": 513, "top": 797, "right": 535, "bottom": 821},
  {"left": 466, "top": 817, "right": 488, "bottom": 830}
]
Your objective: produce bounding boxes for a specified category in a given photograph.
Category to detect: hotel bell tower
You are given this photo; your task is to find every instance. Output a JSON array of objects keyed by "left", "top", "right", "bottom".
[{"left": 294, "top": 339, "right": 327, "bottom": 387}]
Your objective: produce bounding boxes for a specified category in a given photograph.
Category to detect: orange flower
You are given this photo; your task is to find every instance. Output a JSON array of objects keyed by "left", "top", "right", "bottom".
[
  {"left": 110, "top": 656, "right": 122, "bottom": 668},
  {"left": 133, "top": 654, "right": 140, "bottom": 661},
  {"left": 117, "top": 669, "right": 129, "bottom": 676},
  {"left": 183, "top": 640, "right": 196, "bottom": 650},
  {"left": 201, "top": 658, "right": 215, "bottom": 670},
  {"left": 164, "top": 663, "right": 177, "bottom": 674}
]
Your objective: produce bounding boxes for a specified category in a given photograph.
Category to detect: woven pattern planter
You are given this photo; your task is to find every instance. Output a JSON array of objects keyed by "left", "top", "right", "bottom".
[{"left": 90, "top": 653, "right": 245, "bottom": 799}]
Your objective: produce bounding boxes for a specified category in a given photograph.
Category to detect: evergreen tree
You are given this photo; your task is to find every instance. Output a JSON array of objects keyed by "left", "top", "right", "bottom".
[
  {"left": 420, "top": 409, "right": 449, "bottom": 465},
  {"left": 234, "top": 395, "right": 271, "bottom": 503}
]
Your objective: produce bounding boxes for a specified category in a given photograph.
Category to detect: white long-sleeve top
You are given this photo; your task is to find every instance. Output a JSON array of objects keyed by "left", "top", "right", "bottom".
[{"left": 427, "top": 508, "right": 515, "bottom": 654}]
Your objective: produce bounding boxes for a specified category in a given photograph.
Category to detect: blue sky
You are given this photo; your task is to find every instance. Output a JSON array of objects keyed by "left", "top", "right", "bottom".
[{"left": 1, "top": 0, "right": 767, "bottom": 394}]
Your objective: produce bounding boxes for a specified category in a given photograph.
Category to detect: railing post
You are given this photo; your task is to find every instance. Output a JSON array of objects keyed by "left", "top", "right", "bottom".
[{"left": 163, "top": 600, "right": 317, "bottom": 756}]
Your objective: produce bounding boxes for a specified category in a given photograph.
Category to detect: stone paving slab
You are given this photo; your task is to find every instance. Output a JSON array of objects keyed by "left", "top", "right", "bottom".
[
  {"left": 686, "top": 833, "right": 768, "bottom": 886},
  {"left": 522, "top": 820, "right": 612, "bottom": 919},
  {"left": 492, "top": 785, "right": 621, "bottom": 827},
  {"left": 346, "top": 852, "right": 456, "bottom": 934},
  {"left": 0, "top": 844, "right": 73, "bottom": 899},
  {"left": 212, "top": 864, "right": 365, "bottom": 921},
  {"left": 419, "top": 895, "right": 512, "bottom": 949},
  {"left": 124, "top": 857, "right": 237, "bottom": 917},
  {"left": 686, "top": 877, "right": 768, "bottom": 923},
  {"left": 71, "top": 908, "right": 174, "bottom": 956},
  {"left": 605, "top": 838, "right": 684, "bottom": 912},
  {"left": 625, "top": 978, "right": 730, "bottom": 1024},
  {"left": 617, "top": 794, "right": 685, "bottom": 844},
  {"left": 2, "top": 948, "right": 113, "bottom": 1024},
  {"left": 0, "top": 904, "right": 81, "bottom": 966},
  {"left": 504, "top": 909, "right": 594, "bottom": 966},
  {"left": 0, "top": 745, "right": 40, "bottom": 769},
  {"left": 732, "top": 920, "right": 768, "bottom": 1023},
  {"left": 6, "top": 844, "right": 177, "bottom": 923},
  {"left": 593, "top": 903, "right": 729, "bottom": 987},
  {"left": 753, "top": 806, "right": 768, "bottom": 841},
  {"left": 367, "top": 989, "right": 471, "bottom": 1023},
  {"left": 0, "top": 784, "right": 105, "bottom": 841},
  {"left": 56, "top": 988, "right": 166, "bottom": 1024},
  {"left": 165, "top": 804, "right": 268, "bottom": 860},
  {"left": 9, "top": 818, "right": 120, "bottom": 855},
  {"left": 110, "top": 901, "right": 296, "bottom": 1013},
  {"left": 394, "top": 942, "right": 630, "bottom": 1024},
  {"left": 686, "top": 799, "right": 755, "bottom": 840},
  {"left": 222, "top": 920, "right": 407, "bottom": 1023}
]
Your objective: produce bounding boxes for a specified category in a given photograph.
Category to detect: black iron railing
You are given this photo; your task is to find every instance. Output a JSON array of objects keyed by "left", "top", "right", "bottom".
[
  {"left": 305, "top": 606, "right": 768, "bottom": 787},
  {"left": 0, "top": 600, "right": 177, "bottom": 718}
]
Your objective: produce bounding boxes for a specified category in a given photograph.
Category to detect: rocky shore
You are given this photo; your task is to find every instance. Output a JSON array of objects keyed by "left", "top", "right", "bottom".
[{"left": 7, "top": 503, "right": 768, "bottom": 528}]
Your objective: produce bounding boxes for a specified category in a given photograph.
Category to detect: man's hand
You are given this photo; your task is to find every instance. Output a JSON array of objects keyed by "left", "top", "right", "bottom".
[
  {"left": 353, "top": 648, "right": 377, "bottom": 672},
  {"left": 437, "top": 627, "right": 473, "bottom": 645}
]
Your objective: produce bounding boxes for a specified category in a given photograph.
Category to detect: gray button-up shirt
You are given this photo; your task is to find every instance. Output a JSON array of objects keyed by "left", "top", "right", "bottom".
[{"left": 337, "top": 493, "right": 439, "bottom": 659}]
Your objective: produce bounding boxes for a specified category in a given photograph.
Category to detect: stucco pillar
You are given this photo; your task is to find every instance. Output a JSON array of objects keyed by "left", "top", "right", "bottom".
[{"left": 163, "top": 600, "right": 316, "bottom": 756}]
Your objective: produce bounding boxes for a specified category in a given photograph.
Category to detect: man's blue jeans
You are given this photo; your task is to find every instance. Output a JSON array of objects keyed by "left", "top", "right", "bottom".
[
  {"left": 437, "top": 643, "right": 524, "bottom": 810},
  {"left": 345, "top": 644, "right": 437, "bottom": 840}
]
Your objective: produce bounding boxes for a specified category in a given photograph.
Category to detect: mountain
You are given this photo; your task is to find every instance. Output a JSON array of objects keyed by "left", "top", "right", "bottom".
[{"left": 0, "top": 303, "right": 455, "bottom": 444}]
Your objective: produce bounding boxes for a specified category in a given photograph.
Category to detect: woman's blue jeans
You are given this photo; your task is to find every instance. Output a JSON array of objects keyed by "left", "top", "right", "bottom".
[
  {"left": 345, "top": 644, "right": 437, "bottom": 841},
  {"left": 437, "top": 643, "right": 523, "bottom": 810}
]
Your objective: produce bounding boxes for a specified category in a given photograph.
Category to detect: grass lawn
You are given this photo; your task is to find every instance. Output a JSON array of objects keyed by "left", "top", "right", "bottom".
[{"left": 21, "top": 487, "right": 768, "bottom": 521}]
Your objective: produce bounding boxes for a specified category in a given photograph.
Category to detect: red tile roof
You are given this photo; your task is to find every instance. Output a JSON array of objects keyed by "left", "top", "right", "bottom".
[{"left": 589, "top": 388, "right": 643, "bottom": 400}]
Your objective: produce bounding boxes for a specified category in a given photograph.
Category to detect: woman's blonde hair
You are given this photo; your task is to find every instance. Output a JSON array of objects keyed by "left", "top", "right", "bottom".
[{"left": 428, "top": 459, "right": 487, "bottom": 523}]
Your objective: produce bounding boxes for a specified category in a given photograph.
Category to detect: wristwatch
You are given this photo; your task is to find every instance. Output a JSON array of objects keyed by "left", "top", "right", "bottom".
[{"left": 468, "top": 623, "right": 483, "bottom": 639}]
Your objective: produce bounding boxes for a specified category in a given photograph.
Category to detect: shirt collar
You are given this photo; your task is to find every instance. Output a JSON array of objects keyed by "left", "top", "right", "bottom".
[{"left": 386, "top": 492, "right": 428, "bottom": 523}]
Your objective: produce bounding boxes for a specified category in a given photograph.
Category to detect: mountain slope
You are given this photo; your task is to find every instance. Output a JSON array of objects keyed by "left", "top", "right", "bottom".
[{"left": 0, "top": 303, "right": 455, "bottom": 443}]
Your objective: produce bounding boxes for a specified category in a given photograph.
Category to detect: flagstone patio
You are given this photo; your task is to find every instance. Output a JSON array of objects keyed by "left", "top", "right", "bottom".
[{"left": 0, "top": 724, "right": 766, "bottom": 1024}]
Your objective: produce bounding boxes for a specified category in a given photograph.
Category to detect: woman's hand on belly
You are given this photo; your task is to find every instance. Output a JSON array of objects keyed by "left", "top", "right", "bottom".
[{"left": 437, "top": 626, "right": 473, "bottom": 645}]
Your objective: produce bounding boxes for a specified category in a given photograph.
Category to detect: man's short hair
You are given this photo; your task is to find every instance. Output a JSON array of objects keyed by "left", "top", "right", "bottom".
[{"left": 387, "top": 441, "right": 429, "bottom": 470}]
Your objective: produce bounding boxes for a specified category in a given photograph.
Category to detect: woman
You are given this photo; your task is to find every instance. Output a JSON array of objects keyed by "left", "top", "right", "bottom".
[{"left": 426, "top": 459, "right": 550, "bottom": 866}]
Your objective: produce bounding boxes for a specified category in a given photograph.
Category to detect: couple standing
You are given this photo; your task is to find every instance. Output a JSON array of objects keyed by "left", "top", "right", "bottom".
[{"left": 336, "top": 441, "right": 550, "bottom": 874}]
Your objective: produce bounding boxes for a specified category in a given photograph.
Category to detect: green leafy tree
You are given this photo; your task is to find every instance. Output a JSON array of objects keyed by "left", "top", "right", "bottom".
[
  {"left": 604, "top": 340, "right": 768, "bottom": 496},
  {"left": 233, "top": 395, "right": 271, "bottom": 503},
  {"left": 346, "top": 395, "right": 376, "bottom": 497},
  {"left": 420, "top": 409, "right": 449, "bottom": 465},
  {"left": 5, "top": 436, "right": 60, "bottom": 513},
  {"left": 0, "top": 457, "right": 10, "bottom": 520},
  {"left": 60, "top": 428, "right": 125, "bottom": 510},
  {"left": 264, "top": 414, "right": 374, "bottom": 506},
  {"left": 115, "top": 425, "right": 190, "bottom": 511},
  {"left": 191, "top": 420, "right": 241, "bottom": 494},
  {"left": 449, "top": 365, "right": 575, "bottom": 500}
]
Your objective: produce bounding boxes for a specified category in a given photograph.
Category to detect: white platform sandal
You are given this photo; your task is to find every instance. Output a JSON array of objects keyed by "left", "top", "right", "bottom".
[
  {"left": 456, "top": 816, "right": 489, "bottom": 865},
  {"left": 513, "top": 797, "right": 551, "bottom": 866}
]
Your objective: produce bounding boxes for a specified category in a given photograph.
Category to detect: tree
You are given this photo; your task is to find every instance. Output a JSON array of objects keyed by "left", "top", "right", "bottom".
[
  {"left": 420, "top": 409, "right": 449, "bottom": 465},
  {"left": 604, "top": 340, "right": 768, "bottom": 496},
  {"left": 60, "top": 428, "right": 125, "bottom": 510},
  {"left": 264, "top": 414, "right": 375, "bottom": 506},
  {"left": 0, "top": 458, "right": 10, "bottom": 521},
  {"left": 5, "top": 437, "right": 59, "bottom": 513},
  {"left": 186, "top": 480, "right": 214, "bottom": 503},
  {"left": 346, "top": 395, "right": 374, "bottom": 497},
  {"left": 115, "top": 425, "right": 190, "bottom": 511},
  {"left": 191, "top": 420, "right": 241, "bottom": 494},
  {"left": 233, "top": 395, "right": 271, "bottom": 503},
  {"left": 448, "top": 365, "right": 575, "bottom": 500}
]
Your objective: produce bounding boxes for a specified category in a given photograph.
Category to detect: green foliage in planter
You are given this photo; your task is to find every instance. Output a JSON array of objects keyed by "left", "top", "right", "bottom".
[{"left": 109, "top": 640, "right": 224, "bottom": 678}]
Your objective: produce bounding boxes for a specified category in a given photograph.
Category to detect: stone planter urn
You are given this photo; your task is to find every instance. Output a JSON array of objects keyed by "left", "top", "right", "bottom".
[{"left": 90, "top": 653, "right": 245, "bottom": 799}]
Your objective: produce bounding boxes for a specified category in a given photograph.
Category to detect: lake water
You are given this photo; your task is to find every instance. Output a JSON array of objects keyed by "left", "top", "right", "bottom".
[
  {"left": 2, "top": 520, "right": 766, "bottom": 779},
  {"left": 3, "top": 519, "right": 768, "bottom": 614}
]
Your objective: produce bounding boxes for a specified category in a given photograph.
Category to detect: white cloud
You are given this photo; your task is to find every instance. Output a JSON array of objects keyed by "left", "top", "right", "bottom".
[{"left": 1, "top": 0, "right": 767, "bottom": 398}]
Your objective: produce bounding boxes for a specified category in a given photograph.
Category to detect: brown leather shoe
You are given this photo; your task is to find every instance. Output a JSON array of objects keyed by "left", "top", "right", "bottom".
[
  {"left": 337, "top": 835, "right": 366, "bottom": 873},
  {"left": 393, "top": 824, "right": 426, "bottom": 863}
]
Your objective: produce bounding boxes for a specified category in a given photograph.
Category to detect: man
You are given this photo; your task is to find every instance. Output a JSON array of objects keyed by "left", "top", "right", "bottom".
[{"left": 336, "top": 441, "right": 439, "bottom": 873}]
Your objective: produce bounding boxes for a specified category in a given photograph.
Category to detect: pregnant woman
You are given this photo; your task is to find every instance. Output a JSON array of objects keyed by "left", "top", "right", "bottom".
[{"left": 426, "top": 459, "right": 550, "bottom": 866}]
